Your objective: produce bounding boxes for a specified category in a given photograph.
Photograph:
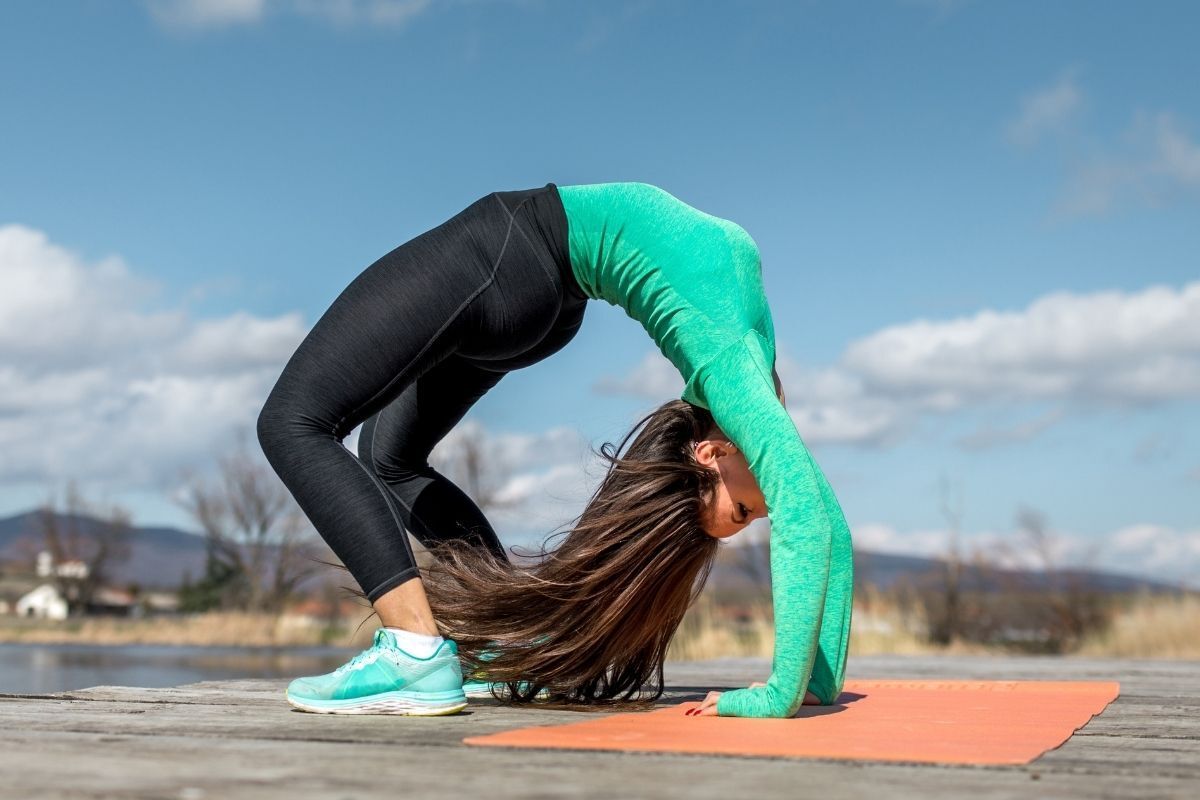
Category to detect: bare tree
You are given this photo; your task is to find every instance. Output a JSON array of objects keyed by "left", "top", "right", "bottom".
[
  {"left": 174, "top": 427, "right": 321, "bottom": 613},
  {"left": 410, "top": 420, "right": 539, "bottom": 570},
  {"left": 35, "top": 480, "right": 133, "bottom": 615},
  {"left": 429, "top": 421, "right": 525, "bottom": 515},
  {"left": 925, "top": 473, "right": 965, "bottom": 645},
  {"left": 1011, "top": 505, "right": 1111, "bottom": 651}
]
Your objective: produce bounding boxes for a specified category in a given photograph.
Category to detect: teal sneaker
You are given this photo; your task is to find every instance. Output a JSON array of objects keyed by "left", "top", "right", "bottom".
[
  {"left": 285, "top": 628, "right": 467, "bottom": 715},
  {"left": 461, "top": 677, "right": 500, "bottom": 697}
]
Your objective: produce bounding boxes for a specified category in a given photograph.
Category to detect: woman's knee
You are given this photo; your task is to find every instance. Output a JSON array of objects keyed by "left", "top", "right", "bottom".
[
  {"left": 256, "top": 396, "right": 296, "bottom": 468},
  {"left": 256, "top": 391, "right": 328, "bottom": 465},
  {"left": 356, "top": 413, "right": 429, "bottom": 481},
  {"left": 362, "top": 446, "right": 430, "bottom": 485}
]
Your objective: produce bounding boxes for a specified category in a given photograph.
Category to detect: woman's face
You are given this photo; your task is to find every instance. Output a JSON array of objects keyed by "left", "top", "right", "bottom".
[{"left": 693, "top": 437, "right": 767, "bottom": 539}]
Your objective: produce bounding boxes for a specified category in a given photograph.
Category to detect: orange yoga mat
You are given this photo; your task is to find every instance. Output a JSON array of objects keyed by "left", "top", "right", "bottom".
[{"left": 463, "top": 679, "right": 1120, "bottom": 765}]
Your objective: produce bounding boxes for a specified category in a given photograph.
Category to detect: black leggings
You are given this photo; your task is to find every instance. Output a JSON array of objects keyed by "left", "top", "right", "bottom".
[{"left": 256, "top": 183, "right": 587, "bottom": 603}]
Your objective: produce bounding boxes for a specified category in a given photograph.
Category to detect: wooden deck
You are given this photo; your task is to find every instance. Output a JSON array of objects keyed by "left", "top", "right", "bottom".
[{"left": 1, "top": 654, "right": 1196, "bottom": 799}]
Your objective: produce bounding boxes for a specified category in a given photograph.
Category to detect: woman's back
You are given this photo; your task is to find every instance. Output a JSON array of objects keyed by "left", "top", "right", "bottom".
[
  {"left": 557, "top": 180, "right": 854, "bottom": 719},
  {"left": 556, "top": 181, "right": 776, "bottom": 407}
]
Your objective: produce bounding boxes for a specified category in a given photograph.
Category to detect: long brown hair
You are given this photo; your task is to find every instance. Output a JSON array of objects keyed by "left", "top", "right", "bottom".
[{"left": 352, "top": 398, "right": 726, "bottom": 712}]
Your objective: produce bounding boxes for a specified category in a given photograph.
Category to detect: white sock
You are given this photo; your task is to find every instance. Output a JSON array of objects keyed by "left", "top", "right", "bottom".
[{"left": 384, "top": 626, "right": 444, "bottom": 657}]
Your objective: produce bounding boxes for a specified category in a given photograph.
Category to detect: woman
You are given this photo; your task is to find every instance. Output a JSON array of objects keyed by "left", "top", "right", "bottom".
[{"left": 256, "top": 182, "right": 854, "bottom": 719}]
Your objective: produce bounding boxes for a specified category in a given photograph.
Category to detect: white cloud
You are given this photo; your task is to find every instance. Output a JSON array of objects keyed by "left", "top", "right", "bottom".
[
  {"left": 850, "top": 521, "right": 969, "bottom": 559},
  {"left": 144, "top": 0, "right": 432, "bottom": 30},
  {"left": 0, "top": 223, "right": 600, "bottom": 545},
  {"left": 290, "top": 0, "right": 432, "bottom": 28},
  {"left": 956, "top": 406, "right": 1067, "bottom": 450},
  {"left": 0, "top": 223, "right": 308, "bottom": 489},
  {"left": 597, "top": 349, "right": 910, "bottom": 447},
  {"left": 1091, "top": 523, "right": 1200, "bottom": 588},
  {"left": 144, "top": 0, "right": 268, "bottom": 29},
  {"left": 6, "top": 226, "right": 1194, "bottom": 580},
  {"left": 1006, "top": 70, "right": 1083, "bottom": 148},
  {"left": 1057, "top": 110, "right": 1200, "bottom": 216},
  {"left": 431, "top": 418, "right": 592, "bottom": 474},
  {"left": 769, "top": 362, "right": 910, "bottom": 446},
  {"left": 490, "top": 462, "right": 579, "bottom": 510},
  {"left": 594, "top": 349, "right": 694, "bottom": 400},
  {"left": 843, "top": 281, "right": 1200, "bottom": 406},
  {"left": 1006, "top": 71, "right": 1200, "bottom": 216},
  {"left": 428, "top": 419, "right": 599, "bottom": 546},
  {"left": 168, "top": 311, "right": 310, "bottom": 374},
  {"left": 597, "top": 280, "right": 1200, "bottom": 446},
  {"left": 0, "top": 225, "right": 184, "bottom": 373}
]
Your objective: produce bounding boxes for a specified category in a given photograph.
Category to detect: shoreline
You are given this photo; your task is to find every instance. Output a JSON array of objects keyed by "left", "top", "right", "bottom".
[
  {"left": 4, "top": 590, "right": 1198, "bottom": 659},
  {"left": 0, "top": 611, "right": 377, "bottom": 649}
]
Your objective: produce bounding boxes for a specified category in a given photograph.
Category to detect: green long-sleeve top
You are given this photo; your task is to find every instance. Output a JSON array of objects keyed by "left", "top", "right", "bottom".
[{"left": 556, "top": 181, "right": 855, "bottom": 719}]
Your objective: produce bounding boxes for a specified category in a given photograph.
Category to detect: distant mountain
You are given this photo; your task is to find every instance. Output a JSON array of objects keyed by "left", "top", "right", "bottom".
[
  {"left": 0, "top": 508, "right": 1182, "bottom": 595},
  {"left": 0, "top": 510, "right": 207, "bottom": 590},
  {"left": 857, "top": 548, "right": 1182, "bottom": 593},
  {"left": 711, "top": 540, "right": 1182, "bottom": 595}
]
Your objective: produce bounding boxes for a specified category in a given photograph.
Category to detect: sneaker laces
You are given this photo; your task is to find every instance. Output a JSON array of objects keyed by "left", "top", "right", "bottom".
[{"left": 333, "top": 629, "right": 389, "bottom": 675}]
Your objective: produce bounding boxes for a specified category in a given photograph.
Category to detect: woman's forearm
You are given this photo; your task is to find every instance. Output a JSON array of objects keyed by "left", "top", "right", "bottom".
[{"left": 802, "top": 461, "right": 855, "bottom": 706}]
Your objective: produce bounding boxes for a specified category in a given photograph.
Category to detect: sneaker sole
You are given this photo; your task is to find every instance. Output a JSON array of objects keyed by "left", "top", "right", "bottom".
[{"left": 285, "top": 688, "right": 468, "bottom": 716}]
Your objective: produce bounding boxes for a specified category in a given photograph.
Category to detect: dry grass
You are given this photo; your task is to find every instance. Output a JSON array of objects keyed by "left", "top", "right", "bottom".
[
  {"left": 839, "top": 582, "right": 996, "bottom": 656},
  {"left": 666, "top": 584, "right": 995, "bottom": 661},
  {"left": 3, "top": 587, "right": 1197, "bottom": 661},
  {"left": 665, "top": 592, "right": 775, "bottom": 661},
  {"left": 1075, "top": 590, "right": 1200, "bottom": 659},
  {"left": 666, "top": 584, "right": 1200, "bottom": 661},
  {"left": 0, "top": 611, "right": 370, "bottom": 647}
]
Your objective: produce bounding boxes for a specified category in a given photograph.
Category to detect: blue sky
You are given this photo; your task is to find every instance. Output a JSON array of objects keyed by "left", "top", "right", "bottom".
[{"left": 1, "top": 0, "right": 1197, "bottom": 585}]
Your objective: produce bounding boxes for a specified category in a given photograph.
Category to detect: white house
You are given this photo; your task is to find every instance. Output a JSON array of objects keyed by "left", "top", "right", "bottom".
[
  {"left": 36, "top": 550, "right": 88, "bottom": 580},
  {"left": 15, "top": 583, "right": 69, "bottom": 620}
]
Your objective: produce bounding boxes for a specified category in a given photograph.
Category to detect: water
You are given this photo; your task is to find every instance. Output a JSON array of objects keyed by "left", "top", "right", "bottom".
[{"left": 0, "top": 642, "right": 360, "bottom": 694}]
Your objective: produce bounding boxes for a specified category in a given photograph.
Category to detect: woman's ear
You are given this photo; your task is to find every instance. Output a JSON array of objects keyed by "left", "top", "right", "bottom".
[{"left": 693, "top": 437, "right": 738, "bottom": 464}]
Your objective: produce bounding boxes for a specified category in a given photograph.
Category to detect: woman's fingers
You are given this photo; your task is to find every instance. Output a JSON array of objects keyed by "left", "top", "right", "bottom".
[{"left": 686, "top": 690, "right": 722, "bottom": 716}]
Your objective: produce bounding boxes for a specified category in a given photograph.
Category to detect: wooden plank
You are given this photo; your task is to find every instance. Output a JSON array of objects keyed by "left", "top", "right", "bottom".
[
  {"left": 0, "top": 728, "right": 1192, "bottom": 800},
  {"left": 0, "top": 655, "right": 1195, "bottom": 799}
]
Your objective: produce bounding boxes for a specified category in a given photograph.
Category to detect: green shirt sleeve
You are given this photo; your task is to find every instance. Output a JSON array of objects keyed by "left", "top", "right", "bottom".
[
  {"left": 696, "top": 330, "right": 855, "bottom": 719},
  {"left": 803, "top": 462, "right": 854, "bottom": 707}
]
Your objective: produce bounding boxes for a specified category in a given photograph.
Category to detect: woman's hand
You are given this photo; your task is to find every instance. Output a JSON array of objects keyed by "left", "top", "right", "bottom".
[
  {"left": 686, "top": 682, "right": 821, "bottom": 716},
  {"left": 687, "top": 690, "right": 723, "bottom": 716}
]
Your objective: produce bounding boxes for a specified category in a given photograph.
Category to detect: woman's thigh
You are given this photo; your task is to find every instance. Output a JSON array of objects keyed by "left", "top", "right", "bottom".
[
  {"left": 357, "top": 354, "right": 511, "bottom": 559},
  {"left": 260, "top": 191, "right": 554, "bottom": 441},
  {"left": 360, "top": 353, "right": 508, "bottom": 477}
]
